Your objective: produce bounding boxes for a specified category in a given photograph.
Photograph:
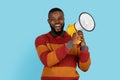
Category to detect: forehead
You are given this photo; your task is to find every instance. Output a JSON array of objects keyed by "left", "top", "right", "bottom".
[{"left": 49, "top": 11, "right": 64, "bottom": 18}]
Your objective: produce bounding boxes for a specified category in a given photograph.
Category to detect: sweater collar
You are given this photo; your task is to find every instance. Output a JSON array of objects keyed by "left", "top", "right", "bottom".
[{"left": 50, "top": 31, "right": 65, "bottom": 38}]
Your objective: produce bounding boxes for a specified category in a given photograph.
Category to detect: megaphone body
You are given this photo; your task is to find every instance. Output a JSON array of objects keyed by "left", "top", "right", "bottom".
[
  {"left": 66, "top": 24, "right": 82, "bottom": 44},
  {"left": 66, "top": 12, "right": 95, "bottom": 44}
]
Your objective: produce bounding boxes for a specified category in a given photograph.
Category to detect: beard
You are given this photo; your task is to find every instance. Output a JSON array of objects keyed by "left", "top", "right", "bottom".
[{"left": 50, "top": 24, "right": 64, "bottom": 35}]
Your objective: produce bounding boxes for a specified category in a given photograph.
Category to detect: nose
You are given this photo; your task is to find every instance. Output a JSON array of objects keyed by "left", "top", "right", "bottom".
[{"left": 55, "top": 19, "right": 60, "bottom": 24}]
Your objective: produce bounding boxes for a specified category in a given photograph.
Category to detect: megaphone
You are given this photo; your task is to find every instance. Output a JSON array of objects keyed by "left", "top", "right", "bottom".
[{"left": 66, "top": 12, "right": 95, "bottom": 44}]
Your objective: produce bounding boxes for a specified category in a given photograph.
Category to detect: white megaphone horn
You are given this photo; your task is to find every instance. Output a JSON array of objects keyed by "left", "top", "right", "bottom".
[
  {"left": 67, "top": 12, "right": 95, "bottom": 37},
  {"left": 75, "top": 12, "right": 95, "bottom": 32}
]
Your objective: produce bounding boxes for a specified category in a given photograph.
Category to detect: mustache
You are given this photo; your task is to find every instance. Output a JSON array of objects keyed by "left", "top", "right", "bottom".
[{"left": 50, "top": 23, "right": 65, "bottom": 35}]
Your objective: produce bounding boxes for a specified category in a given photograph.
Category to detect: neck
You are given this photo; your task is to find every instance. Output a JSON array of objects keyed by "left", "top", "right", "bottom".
[{"left": 50, "top": 31, "right": 65, "bottom": 37}]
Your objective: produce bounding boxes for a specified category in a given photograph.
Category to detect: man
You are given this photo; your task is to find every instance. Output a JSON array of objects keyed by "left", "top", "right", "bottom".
[{"left": 35, "top": 8, "right": 91, "bottom": 80}]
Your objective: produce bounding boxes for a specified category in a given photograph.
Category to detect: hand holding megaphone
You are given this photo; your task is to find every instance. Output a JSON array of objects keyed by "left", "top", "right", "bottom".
[
  {"left": 67, "top": 12, "right": 95, "bottom": 44},
  {"left": 71, "top": 31, "right": 85, "bottom": 45}
]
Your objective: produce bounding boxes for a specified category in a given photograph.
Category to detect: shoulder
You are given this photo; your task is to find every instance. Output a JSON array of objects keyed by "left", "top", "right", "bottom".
[
  {"left": 64, "top": 31, "right": 71, "bottom": 41},
  {"left": 64, "top": 31, "right": 71, "bottom": 37},
  {"left": 35, "top": 32, "right": 49, "bottom": 47}
]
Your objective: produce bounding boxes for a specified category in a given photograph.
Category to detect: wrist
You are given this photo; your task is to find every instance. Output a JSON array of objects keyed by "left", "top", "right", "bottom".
[
  {"left": 65, "top": 40, "right": 74, "bottom": 50},
  {"left": 80, "top": 41, "right": 86, "bottom": 47},
  {"left": 80, "top": 42, "right": 87, "bottom": 50}
]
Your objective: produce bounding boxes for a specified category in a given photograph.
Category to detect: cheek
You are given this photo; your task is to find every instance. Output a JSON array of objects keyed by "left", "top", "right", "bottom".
[
  {"left": 60, "top": 20, "right": 64, "bottom": 24},
  {"left": 49, "top": 21, "right": 55, "bottom": 26}
]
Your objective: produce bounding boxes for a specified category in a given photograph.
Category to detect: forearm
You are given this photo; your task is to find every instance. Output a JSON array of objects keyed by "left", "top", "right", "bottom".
[
  {"left": 37, "top": 44, "right": 69, "bottom": 67},
  {"left": 47, "top": 44, "right": 69, "bottom": 67},
  {"left": 78, "top": 46, "right": 91, "bottom": 72}
]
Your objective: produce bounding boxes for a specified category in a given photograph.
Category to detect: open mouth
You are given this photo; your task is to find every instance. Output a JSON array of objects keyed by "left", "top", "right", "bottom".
[{"left": 54, "top": 24, "right": 62, "bottom": 32}]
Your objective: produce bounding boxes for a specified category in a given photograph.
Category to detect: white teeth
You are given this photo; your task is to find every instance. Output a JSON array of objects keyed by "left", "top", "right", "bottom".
[{"left": 55, "top": 24, "right": 61, "bottom": 26}]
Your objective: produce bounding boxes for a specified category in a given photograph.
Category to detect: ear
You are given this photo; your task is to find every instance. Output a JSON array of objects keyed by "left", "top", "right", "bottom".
[{"left": 47, "top": 19, "right": 50, "bottom": 24}]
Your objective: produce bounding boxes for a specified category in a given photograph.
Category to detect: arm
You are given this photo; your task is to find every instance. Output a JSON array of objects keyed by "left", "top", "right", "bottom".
[
  {"left": 78, "top": 43, "right": 91, "bottom": 72},
  {"left": 35, "top": 35, "right": 74, "bottom": 67},
  {"left": 74, "top": 31, "right": 91, "bottom": 71}
]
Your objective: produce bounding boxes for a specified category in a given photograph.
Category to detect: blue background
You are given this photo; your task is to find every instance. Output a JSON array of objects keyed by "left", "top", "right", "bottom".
[{"left": 0, "top": 0, "right": 120, "bottom": 80}]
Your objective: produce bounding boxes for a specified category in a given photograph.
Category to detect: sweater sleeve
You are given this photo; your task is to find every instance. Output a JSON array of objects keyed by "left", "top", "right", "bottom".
[
  {"left": 35, "top": 35, "right": 69, "bottom": 67},
  {"left": 78, "top": 46, "right": 91, "bottom": 72}
]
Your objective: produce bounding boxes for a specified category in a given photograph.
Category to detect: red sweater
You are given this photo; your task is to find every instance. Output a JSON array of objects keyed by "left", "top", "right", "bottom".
[{"left": 35, "top": 32, "right": 91, "bottom": 80}]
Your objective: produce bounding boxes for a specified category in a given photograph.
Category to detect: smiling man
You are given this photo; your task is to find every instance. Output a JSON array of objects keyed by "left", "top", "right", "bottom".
[
  {"left": 35, "top": 8, "right": 91, "bottom": 80},
  {"left": 48, "top": 8, "right": 64, "bottom": 36}
]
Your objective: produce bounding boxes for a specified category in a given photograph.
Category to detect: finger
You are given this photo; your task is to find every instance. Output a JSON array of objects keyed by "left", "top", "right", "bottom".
[{"left": 77, "top": 31, "right": 83, "bottom": 35}]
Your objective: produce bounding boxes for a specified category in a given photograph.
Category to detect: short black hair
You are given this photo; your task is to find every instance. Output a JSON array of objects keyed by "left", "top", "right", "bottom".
[{"left": 48, "top": 8, "right": 64, "bottom": 18}]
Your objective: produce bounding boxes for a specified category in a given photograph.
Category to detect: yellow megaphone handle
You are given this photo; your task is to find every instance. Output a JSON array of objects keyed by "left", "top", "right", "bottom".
[{"left": 66, "top": 24, "right": 81, "bottom": 44}]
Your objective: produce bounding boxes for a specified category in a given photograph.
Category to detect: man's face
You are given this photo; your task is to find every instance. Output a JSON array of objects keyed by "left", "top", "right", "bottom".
[{"left": 48, "top": 11, "right": 64, "bottom": 34}]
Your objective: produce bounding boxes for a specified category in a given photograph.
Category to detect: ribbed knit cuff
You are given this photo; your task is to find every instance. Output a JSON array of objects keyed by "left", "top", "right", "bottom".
[
  {"left": 80, "top": 45, "right": 87, "bottom": 50},
  {"left": 65, "top": 40, "right": 74, "bottom": 50}
]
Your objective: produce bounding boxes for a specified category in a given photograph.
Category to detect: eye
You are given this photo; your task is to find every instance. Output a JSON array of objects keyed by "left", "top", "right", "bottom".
[
  {"left": 58, "top": 17, "right": 64, "bottom": 21},
  {"left": 49, "top": 18, "right": 55, "bottom": 22}
]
